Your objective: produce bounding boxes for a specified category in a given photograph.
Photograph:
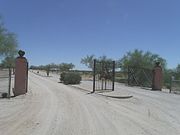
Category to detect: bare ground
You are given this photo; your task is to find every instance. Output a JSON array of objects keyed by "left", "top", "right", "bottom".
[{"left": 0, "top": 72, "right": 180, "bottom": 135}]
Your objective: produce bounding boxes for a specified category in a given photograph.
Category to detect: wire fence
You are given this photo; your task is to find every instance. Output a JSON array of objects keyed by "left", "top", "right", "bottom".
[
  {"left": 127, "top": 66, "right": 153, "bottom": 88},
  {"left": 0, "top": 68, "right": 11, "bottom": 98},
  {"left": 170, "top": 78, "right": 180, "bottom": 94}
]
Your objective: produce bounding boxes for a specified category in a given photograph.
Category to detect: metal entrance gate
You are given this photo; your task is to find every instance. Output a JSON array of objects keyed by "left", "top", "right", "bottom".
[
  {"left": 128, "top": 66, "right": 153, "bottom": 88},
  {"left": 170, "top": 77, "right": 180, "bottom": 94},
  {"left": 0, "top": 67, "right": 12, "bottom": 98},
  {"left": 93, "top": 59, "right": 115, "bottom": 92}
]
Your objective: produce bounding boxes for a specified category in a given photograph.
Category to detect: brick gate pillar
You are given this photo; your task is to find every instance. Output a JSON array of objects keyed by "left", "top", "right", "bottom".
[
  {"left": 13, "top": 50, "right": 28, "bottom": 96},
  {"left": 152, "top": 62, "right": 163, "bottom": 91}
]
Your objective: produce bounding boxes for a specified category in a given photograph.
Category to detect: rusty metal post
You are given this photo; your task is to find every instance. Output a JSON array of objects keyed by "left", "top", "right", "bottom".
[
  {"left": 152, "top": 62, "right": 163, "bottom": 91},
  {"left": 14, "top": 50, "right": 28, "bottom": 96}
]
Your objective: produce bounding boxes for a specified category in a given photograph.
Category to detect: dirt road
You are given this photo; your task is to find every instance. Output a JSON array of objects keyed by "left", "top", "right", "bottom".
[{"left": 0, "top": 72, "right": 180, "bottom": 135}]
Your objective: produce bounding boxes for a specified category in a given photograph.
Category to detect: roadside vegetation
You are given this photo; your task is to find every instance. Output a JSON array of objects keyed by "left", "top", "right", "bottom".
[
  {"left": 60, "top": 72, "right": 81, "bottom": 85},
  {"left": 80, "top": 50, "right": 180, "bottom": 89},
  {"left": 0, "top": 17, "right": 18, "bottom": 68},
  {"left": 30, "top": 49, "right": 180, "bottom": 89},
  {"left": 30, "top": 63, "right": 81, "bottom": 85}
]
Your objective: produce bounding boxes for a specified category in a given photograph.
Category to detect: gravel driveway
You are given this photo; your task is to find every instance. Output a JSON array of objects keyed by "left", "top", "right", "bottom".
[{"left": 0, "top": 72, "right": 180, "bottom": 135}]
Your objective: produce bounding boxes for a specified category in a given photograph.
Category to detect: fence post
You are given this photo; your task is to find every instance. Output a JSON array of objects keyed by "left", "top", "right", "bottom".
[
  {"left": 170, "top": 77, "right": 172, "bottom": 93},
  {"left": 152, "top": 62, "right": 163, "bottom": 90},
  {"left": 14, "top": 50, "right": 28, "bottom": 96},
  {"left": 170, "top": 76, "right": 174, "bottom": 93},
  {"left": 26, "top": 62, "right": 28, "bottom": 93},
  {"left": 93, "top": 59, "right": 96, "bottom": 93},
  {"left": 112, "top": 61, "right": 115, "bottom": 91},
  {"left": 8, "top": 68, "right": 11, "bottom": 98},
  {"left": 101, "top": 62, "right": 103, "bottom": 90},
  {"left": 127, "top": 66, "right": 130, "bottom": 86}
]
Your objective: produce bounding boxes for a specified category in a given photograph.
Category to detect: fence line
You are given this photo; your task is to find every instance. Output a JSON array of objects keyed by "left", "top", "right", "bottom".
[
  {"left": 170, "top": 77, "right": 180, "bottom": 93},
  {"left": 127, "top": 66, "right": 153, "bottom": 88},
  {"left": 0, "top": 68, "right": 12, "bottom": 98}
]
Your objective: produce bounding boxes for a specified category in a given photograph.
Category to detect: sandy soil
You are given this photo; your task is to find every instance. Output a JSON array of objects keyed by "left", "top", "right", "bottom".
[{"left": 0, "top": 72, "right": 180, "bottom": 135}]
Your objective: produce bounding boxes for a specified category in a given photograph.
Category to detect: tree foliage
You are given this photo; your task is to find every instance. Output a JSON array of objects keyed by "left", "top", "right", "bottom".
[
  {"left": 45, "top": 64, "right": 51, "bottom": 76},
  {"left": 81, "top": 55, "right": 115, "bottom": 69},
  {"left": 81, "top": 55, "right": 115, "bottom": 81},
  {"left": 163, "top": 68, "right": 175, "bottom": 88},
  {"left": 60, "top": 72, "right": 81, "bottom": 85},
  {"left": 0, "top": 17, "right": 18, "bottom": 67},
  {"left": 59, "top": 63, "right": 75, "bottom": 72},
  {"left": 30, "top": 62, "right": 75, "bottom": 73},
  {"left": 119, "top": 49, "right": 167, "bottom": 71},
  {"left": 81, "top": 55, "right": 95, "bottom": 69},
  {"left": 175, "top": 64, "right": 180, "bottom": 79},
  {"left": 95, "top": 56, "right": 114, "bottom": 78},
  {"left": 0, "top": 56, "right": 16, "bottom": 68}
]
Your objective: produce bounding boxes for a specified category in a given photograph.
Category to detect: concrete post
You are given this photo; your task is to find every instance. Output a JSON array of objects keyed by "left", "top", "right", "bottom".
[
  {"left": 152, "top": 62, "right": 163, "bottom": 91},
  {"left": 13, "top": 50, "right": 28, "bottom": 96}
]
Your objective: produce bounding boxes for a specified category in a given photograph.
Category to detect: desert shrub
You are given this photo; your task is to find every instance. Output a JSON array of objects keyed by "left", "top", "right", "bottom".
[
  {"left": 61, "top": 72, "right": 81, "bottom": 85},
  {"left": 60, "top": 72, "right": 66, "bottom": 82}
]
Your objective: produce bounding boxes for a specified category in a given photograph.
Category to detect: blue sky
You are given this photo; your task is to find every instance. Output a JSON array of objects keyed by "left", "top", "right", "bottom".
[{"left": 0, "top": 0, "right": 180, "bottom": 69}]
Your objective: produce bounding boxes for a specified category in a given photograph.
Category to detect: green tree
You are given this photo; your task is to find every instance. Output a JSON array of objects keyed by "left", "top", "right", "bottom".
[
  {"left": 163, "top": 68, "right": 175, "bottom": 88},
  {"left": 1, "top": 56, "right": 15, "bottom": 68},
  {"left": 119, "top": 49, "right": 168, "bottom": 87},
  {"left": 49, "top": 63, "right": 59, "bottom": 69},
  {"left": 0, "top": 17, "right": 18, "bottom": 67},
  {"left": 43, "top": 64, "right": 50, "bottom": 76},
  {"left": 172, "top": 64, "right": 180, "bottom": 80},
  {"left": 59, "top": 63, "right": 75, "bottom": 72},
  {"left": 81, "top": 55, "right": 115, "bottom": 80},
  {"left": 154, "top": 64, "right": 180, "bottom": 89},
  {"left": 119, "top": 49, "right": 167, "bottom": 71},
  {"left": 81, "top": 55, "right": 114, "bottom": 70},
  {"left": 81, "top": 55, "right": 95, "bottom": 69}
]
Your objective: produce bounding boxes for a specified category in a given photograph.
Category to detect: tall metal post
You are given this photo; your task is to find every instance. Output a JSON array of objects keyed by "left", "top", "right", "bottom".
[
  {"left": 101, "top": 62, "right": 104, "bottom": 90},
  {"left": 112, "top": 61, "right": 115, "bottom": 91},
  {"left": 127, "top": 66, "right": 130, "bottom": 86},
  {"left": 26, "top": 62, "right": 28, "bottom": 93},
  {"left": 93, "top": 59, "right": 96, "bottom": 93},
  {"left": 170, "top": 76, "right": 174, "bottom": 93},
  {"left": 8, "top": 68, "right": 11, "bottom": 98}
]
